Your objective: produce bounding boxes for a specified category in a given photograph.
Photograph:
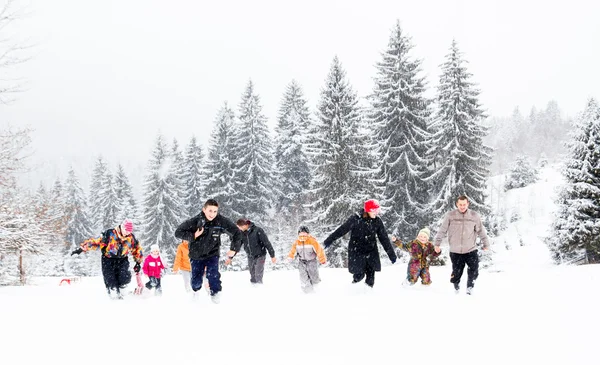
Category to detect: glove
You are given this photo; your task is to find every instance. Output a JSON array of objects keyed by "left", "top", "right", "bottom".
[
  {"left": 133, "top": 262, "right": 141, "bottom": 273},
  {"left": 390, "top": 256, "right": 397, "bottom": 264},
  {"left": 323, "top": 239, "right": 332, "bottom": 249},
  {"left": 70, "top": 248, "right": 83, "bottom": 256}
]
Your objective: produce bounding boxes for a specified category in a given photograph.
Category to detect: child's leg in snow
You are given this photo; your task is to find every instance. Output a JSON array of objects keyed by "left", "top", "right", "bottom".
[
  {"left": 298, "top": 260, "right": 311, "bottom": 289},
  {"left": 420, "top": 268, "right": 432, "bottom": 285},
  {"left": 406, "top": 262, "right": 420, "bottom": 284},
  {"left": 306, "top": 259, "right": 321, "bottom": 285}
]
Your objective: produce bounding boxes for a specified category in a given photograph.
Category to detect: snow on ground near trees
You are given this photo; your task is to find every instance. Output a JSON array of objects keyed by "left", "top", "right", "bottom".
[{"left": 2, "top": 165, "right": 599, "bottom": 364}]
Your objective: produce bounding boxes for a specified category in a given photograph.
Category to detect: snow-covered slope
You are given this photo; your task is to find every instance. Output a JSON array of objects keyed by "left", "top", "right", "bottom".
[{"left": 2, "top": 165, "right": 598, "bottom": 364}]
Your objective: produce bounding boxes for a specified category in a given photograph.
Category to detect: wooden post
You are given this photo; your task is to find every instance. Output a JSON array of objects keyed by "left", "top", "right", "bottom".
[{"left": 19, "top": 249, "right": 25, "bottom": 285}]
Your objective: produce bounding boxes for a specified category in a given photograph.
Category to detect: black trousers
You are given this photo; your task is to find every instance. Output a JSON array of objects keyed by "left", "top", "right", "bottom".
[
  {"left": 450, "top": 251, "right": 479, "bottom": 288},
  {"left": 101, "top": 257, "right": 131, "bottom": 290},
  {"left": 353, "top": 266, "right": 376, "bottom": 287}
]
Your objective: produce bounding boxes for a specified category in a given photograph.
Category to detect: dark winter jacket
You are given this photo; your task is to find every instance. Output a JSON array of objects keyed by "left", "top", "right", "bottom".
[
  {"left": 241, "top": 223, "right": 275, "bottom": 258},
  {"left": 323, "top": 212, "right": 397, "bottom": 274},
  {"left": 174, "top": 212, "right": 243, "bottom": 260}
]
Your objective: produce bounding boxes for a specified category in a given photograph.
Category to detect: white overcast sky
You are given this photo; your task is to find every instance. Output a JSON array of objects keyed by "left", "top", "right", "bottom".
[{"left": 2, "top": 0, "right": 600, "bottom": 189}]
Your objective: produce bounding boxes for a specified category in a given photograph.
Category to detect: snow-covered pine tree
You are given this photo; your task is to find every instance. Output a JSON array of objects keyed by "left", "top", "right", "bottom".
[
  {"left": 140, "top": 134, "right": 182, "bottom": 262},
  {"left": 370, "top": 21, "right": 432, "bottom": 241},
  {"left": 427, "top": 40, "right": 492, "bottom": 227},
  {"left": 204, "top": 102, "right": 237, "bottom": 218},
  {"left": 273, "top": 80, "right": 313, "bottom": 236},
  {"left": 113, "top": 163, "right": 138, "bottom": 224},
  {"left": 182, "top": 136, "right": 205, "bottom": 217},
  {"left": 504, "top": 155, "right": 539, "bottom": 191},
  {"left": 99, "top": 169, "right": 119, "bottom": 230},
  {"left": 88, "top": 156, "right": 108, "bottom": 231},
  {"left": 547, "top": 98, "right": 600, "bottom": 264},
  {"left": 307, "top": 56, "right": 367, "bottom": 267},
  {"left": 64, "top": 168, "right": 93, "bottom": 246},
  {"left": 231, "top": 80, "right": 274, "bottom": 221}
]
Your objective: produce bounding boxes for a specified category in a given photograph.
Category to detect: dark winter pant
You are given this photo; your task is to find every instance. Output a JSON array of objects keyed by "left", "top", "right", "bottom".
[
  {"left": 353, "top": 266, "right": 376, "bottom": 287},
  {"left": 101, "top": 257, "right": 131, "bottom": 290},
  {"left": 248, "top": 255, "right": 266, "bottom": 284},
  {"left": 145, "top": 276, "right": 162, "bottom": 290},
  {"left": 299, "top": 259, "right": 321, "bottom": 292},
  {"left": 191, "top": 256, "right": 221, "bottom": 295},
  {"left": 450, "top": 251, "right": 479, "bottom": 288}
]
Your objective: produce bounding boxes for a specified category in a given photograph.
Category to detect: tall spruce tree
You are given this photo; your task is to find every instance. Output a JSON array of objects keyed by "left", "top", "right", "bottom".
[
  {"left": 273, "top": 80, "right": 312, "bottom": 229},
  {"left": 309, "top": 56, "right": 366, "bottom": 230},
  {"left": 64, "top": 168, "right": 93, "bottom": 246},
  {"left": 88, "top": 156, "right": 108, "bottom": 231},
  {"left": 370, "top": 21, "right": 432, "bottom": 240},
  {"left": 182, "top": 136, "right": 205, "bottom": 217},
  {"left": 204, "top": 102, "right": 237, "bottom": 218},
  {"left": 428, "top": 40, "right": 492, "bottom": 223},
  {"left": 140, "top": 134, "right": 182, "bottom": 262},
  {"left": 113, "top": 163, "right": 138, "bottom": 224},
  {"left": 232, "top": 80, "right": 274, "bottom": 220},
  {"left": 547, "top": 98, "right": 600, "bottom": 263},
  {"left": 99, "top": 169, "right": 118, "bottom": 230}
]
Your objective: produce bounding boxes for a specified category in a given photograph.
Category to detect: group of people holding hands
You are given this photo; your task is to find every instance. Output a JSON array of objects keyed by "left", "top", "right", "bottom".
[{"left": 74, "top": 195, "right": 489, "bottom": 301}]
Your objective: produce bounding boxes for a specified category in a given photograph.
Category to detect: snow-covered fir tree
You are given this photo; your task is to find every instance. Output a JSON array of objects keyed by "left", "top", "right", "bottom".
[
  {"left": 140, "top": 134, "right": 183, "bottom": 262},
  {"left": 428, "top": 40, "right": 492, "bottom": 225},
  {"left": 504, "top": 155, "right": 539, "bottom": 191},
  {"left": 231, "top": 80, "right": 274, "bottom": 221},
  {"left": 88, "top": 156, "right": 108, "bottom": 231},
  {"left": 99, "top": 169, "right": 119, "bottom": 230},
  {"left": 204, "top": 102, "right": 237, "bottom": 218},
  {"left": 113, "top": 163, "right": 138, "bottom": 224},
  {"left": 547, "top": 98, "right": 600, "bottom": 264},
  {"left": 182, "top": 136, "right": 205, "bottom": 217},
  {"left": 64, "top": 168, "right": 93, "bottom": 246},
  {"left": 370, "top": 21, "right": 432, "bottom": 240},
  {"left": 273, "top": 80, "right": 313, "bottom": 232}
]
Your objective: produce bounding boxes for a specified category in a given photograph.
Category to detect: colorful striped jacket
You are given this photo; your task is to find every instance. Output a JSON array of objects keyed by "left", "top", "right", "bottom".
[{"left": 80, "top": 227, "right": 143, "bottom": 263}]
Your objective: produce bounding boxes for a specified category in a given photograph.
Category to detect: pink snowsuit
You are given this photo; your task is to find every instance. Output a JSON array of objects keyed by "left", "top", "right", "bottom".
[{"left": 142, "top": 254, "right": 165, "bottom": 278}]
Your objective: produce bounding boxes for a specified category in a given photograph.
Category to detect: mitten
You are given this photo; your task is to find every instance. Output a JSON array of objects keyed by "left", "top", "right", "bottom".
[
  {"left": 133, "top": 262, "right": 141, "bottom": 273},
  {"left": 70, "top": 248, "right": 83, "bottom": 256}
]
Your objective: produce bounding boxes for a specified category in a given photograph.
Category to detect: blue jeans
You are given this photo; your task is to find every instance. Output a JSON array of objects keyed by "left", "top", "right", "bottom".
[{"left": 191, "top": 256, "right": 221, "bottom": 295}]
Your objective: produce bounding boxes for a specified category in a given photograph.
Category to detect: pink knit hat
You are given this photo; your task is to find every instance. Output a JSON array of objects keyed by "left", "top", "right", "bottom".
[{"left": 122, "top": 219, "right": 134, "bottom": 233}]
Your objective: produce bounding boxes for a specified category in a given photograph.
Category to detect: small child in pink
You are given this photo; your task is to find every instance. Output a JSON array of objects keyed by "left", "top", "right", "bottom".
[{"left": 142, "top": 244, "right": 166, "bottom": 295}]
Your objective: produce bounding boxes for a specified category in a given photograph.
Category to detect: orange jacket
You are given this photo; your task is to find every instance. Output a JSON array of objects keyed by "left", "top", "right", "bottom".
[
  {"left": 173, "top": 241, "right": 191, "bottom": 272},
  {"left": 288, "top": 235, "right": 327, "bottom": 264}
]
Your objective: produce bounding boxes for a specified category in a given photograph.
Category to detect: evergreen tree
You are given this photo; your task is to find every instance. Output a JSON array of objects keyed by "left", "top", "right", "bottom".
[
  {"left": 547, "top": 99, "right": 600, "bottom": 263},
  {"left": 99, "top": 169, "right": 118, "bottom": 230},
  {"left": 140, "top": 134, "right": 182, "bottom": 262},
  {"left": 204, "top": 102, "right": 237, "bottom": 218},
  {"left": 64, "top": 168, "right": 93, "bottom": 245},
  {"left": 232, "top": 80, "right": 274, "bottom": 220},
  {"left": 182, "top": 136, "right": 205, "bottom": 217},
  {"left": 370, "top": 21, "right": 432, "bottom": 240},
  {"left": 428, "top": 40, "right": 492, "bottom": 226},
  {"left": 113, "top": 163, "right": 138, "bottom": 224},
  {"left": 504, "top": 155, "right": 539, "bottom": 191},
  {"left": 88, "top": 156, "right": 107, "bottom": 231},
  {"left": 309, "top": 56, "right": 366, "bottom": 236},
  {"left": 273, "top": 80, "right": 313, "bottom": 229}
]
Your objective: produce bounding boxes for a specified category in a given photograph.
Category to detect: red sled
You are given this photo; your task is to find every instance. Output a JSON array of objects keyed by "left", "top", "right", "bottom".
[{"left": 134, "top": 272, "right": 144, "bottom": 295}]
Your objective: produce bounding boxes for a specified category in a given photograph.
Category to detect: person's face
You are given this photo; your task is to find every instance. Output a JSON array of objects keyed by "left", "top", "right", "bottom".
[
  {"left": 151, "top": 249, "right": 159, "bottom": 256},
  {"left": 298, "top": 231, "right": 308, "bottom": 238},
  {"left": 237, "top": 224, "right": 249, "bottom": 232},
  {"left": 203, "top": 205, "right": 219, "bottom": 221},
  {"left": 367, "top": 211, "right": 378, "bottom": 219},
  {"left": 456, "top": 199, "right": 469, "bottom": 213},
  {"left": 417, "top": 233, "right": 428, "bottom": 243}
]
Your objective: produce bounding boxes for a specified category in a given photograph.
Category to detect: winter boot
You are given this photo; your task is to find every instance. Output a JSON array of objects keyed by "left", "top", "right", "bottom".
[
  {"left": 210, "top": 292, "right": 221, "bottom": 304},
  {"left": 453, "top": 282, "right": 460, "bottom": 293},
  {"left": 466, "top": 286, "right": 474, "bottom": 295}
]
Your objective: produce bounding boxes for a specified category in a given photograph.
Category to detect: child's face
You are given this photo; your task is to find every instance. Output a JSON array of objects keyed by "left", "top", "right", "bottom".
[
  {"left": 417, "top": 233, "right": 428, "bottom": 243},
  {"left": 298, "top": 232, "right": 308, "bottom": 240},
  {"left": 151, "top": 249, "right": 159, "bottom": 256}
]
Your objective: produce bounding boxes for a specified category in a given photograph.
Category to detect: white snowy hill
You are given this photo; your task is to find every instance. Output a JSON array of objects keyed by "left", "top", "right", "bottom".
[{"left": 2, "top": 165, "right": 599, "bottom": 364}]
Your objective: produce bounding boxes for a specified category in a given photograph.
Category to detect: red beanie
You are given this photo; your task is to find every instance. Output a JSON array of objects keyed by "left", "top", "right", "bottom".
[{"left": 364, "top": 199, "right": 380, "bottom": 213}]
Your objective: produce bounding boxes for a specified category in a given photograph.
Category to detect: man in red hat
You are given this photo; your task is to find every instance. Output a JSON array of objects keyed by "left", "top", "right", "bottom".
[{"left": 323, "top": 199, "right": 396, "bottom": 288}]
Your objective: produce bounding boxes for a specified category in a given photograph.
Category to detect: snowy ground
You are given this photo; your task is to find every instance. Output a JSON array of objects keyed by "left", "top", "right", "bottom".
[{"left": 2, "top": 166, "right": 599, "bottom": 364}]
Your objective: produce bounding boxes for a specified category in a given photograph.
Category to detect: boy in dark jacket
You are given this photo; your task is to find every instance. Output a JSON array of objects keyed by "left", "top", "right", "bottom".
[
  {"left": 235, "top": 218, "right": 276, "bottom": 285},
  {"left": 174, "top": 199, "right": 243, "bottom": 303},
  {"left": 323, "top": 199, "right": 396, "bottom": 288}
]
